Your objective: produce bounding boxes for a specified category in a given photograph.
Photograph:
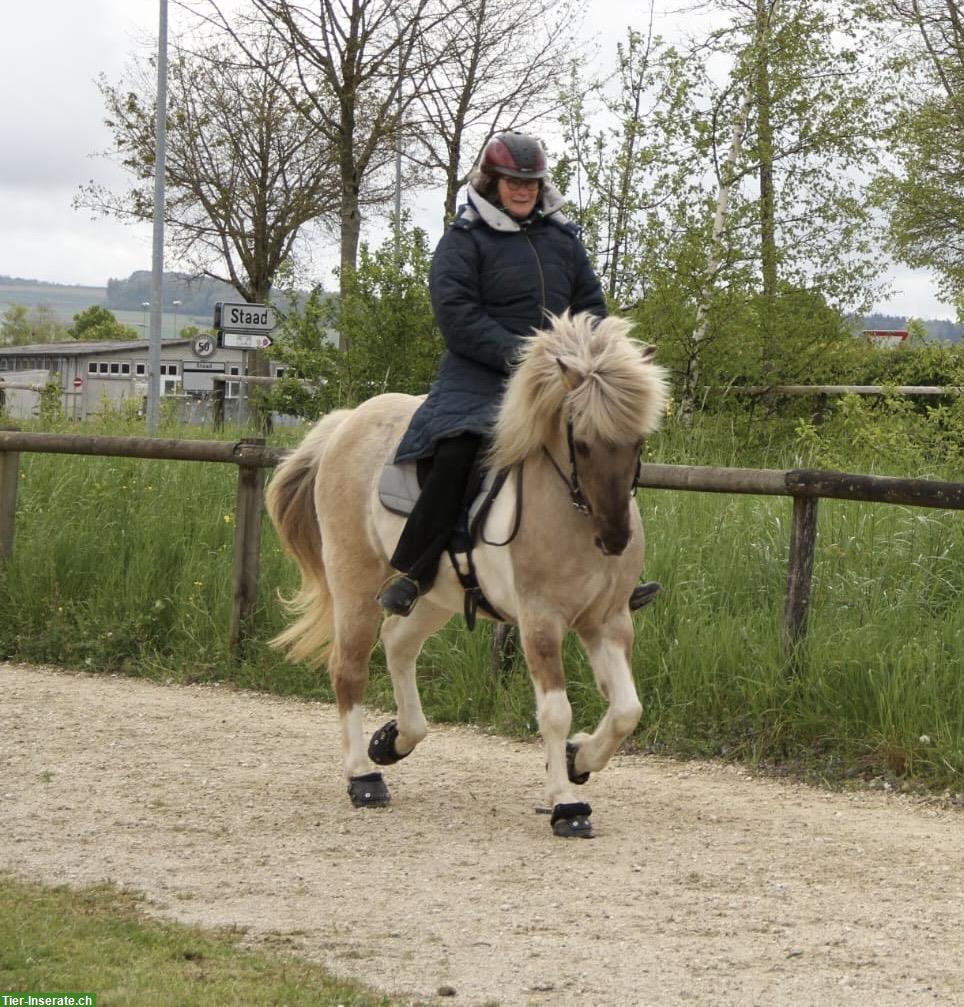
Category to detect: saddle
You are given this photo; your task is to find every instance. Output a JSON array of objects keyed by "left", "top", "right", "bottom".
[{"left": 377, "top": 459, "right": 519, "bottom": 628}]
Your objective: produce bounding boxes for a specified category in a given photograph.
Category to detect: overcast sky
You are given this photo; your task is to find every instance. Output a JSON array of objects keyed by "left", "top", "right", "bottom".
[{"left": 0, "top": 0, "right": 955, "bottom": 319}]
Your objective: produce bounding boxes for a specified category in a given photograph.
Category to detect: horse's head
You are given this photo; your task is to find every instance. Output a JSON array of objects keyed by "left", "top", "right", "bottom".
[
  {"left": 564, "top": 428, "right": 644, "bottom": 556},
  {"left": 489, "top": 311, "right": 670, "bottom": 556}
]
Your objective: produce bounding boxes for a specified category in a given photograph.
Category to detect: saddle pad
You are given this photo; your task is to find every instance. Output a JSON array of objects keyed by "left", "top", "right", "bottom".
[
  {"left": 377, "top": 460, "right": 505, "bottom": 537},
  {"left": 377, "top": 459, "right": 423, "bottom": 517}
]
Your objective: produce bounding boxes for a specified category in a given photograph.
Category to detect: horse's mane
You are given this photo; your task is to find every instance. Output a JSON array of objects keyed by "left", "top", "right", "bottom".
[{"left": 487, "top": 311, "right": 669, "bottom": 472}]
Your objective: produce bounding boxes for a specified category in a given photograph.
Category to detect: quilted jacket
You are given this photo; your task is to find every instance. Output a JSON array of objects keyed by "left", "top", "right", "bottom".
[{"left": 394, "top": 183, "right": 607, "bottom": 462}]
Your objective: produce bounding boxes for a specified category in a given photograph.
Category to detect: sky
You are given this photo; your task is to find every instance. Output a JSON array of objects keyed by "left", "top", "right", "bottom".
[{"left": 0, "top": 0, "right": 956, "bottom": 320}]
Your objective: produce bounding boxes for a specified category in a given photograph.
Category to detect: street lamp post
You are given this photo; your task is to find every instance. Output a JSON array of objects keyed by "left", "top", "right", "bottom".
[{"left": 172, "top": 299, "right": 181, "bottom": 338}]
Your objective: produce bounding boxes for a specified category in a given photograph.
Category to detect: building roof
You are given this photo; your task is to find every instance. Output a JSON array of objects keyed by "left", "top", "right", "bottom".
[{"left": 0, "top": 339, "right": 194, "bottom": 358}]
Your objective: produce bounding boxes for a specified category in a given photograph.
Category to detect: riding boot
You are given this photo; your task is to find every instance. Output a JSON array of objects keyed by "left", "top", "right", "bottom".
[
  {"left": 377, "top": 575, "right": 421, "bottom": 617},
  {"left": 629, "top": 581, "right": 661, "bottom": 611}
]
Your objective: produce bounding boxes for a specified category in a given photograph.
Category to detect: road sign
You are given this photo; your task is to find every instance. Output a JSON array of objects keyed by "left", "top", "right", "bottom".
[
  {"left": 221, "top": 332, "right": 274, "bottom": 350},
  {"left": 192, "top": 334, "right": 217, "bottom": 359},
  {"left": 215, "top": 301, "right": 276, "bottom": 334},
  {"left": 72, "top": 377, "right": 83, "bottom": 389}
]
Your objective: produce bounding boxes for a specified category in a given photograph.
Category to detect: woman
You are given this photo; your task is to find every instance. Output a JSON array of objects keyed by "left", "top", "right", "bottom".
[{"left": 378, "top": 131, "right": 654, "bottom": 616}]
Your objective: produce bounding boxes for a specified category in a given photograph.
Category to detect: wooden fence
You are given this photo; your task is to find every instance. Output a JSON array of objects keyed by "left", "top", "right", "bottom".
[
  {"left": 729, "top": 384, "right": 964, "bottom": 397},
  {"left": 1, "top": 429, "right": 962, "bottom": 662},
  {"left": 0, "top": 430, "right": 284, "bottom": 656}
]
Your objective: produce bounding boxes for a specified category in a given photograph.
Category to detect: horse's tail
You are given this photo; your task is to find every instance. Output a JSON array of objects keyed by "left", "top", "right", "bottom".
[{"left": 266, "top": 410, "right": 351, "bottom": 666}]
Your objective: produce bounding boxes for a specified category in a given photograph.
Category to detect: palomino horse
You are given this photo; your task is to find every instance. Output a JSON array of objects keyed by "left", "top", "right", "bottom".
[{"left": 266, "top": 311, "right": 669, "bottom": 837}]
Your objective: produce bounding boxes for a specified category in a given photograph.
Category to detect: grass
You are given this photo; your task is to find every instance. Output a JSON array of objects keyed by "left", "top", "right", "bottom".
[
  {"left": 0, "top": 875, "right": 395, "bottom": 1006},
  {"left": 0, "top": 408, "right": 961, "bottom": 792}
]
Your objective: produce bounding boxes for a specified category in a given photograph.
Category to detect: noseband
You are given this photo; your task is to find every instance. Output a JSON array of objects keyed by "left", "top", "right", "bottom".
[{"left": 543, "top": 419, "right": 643, "bottom": 517}]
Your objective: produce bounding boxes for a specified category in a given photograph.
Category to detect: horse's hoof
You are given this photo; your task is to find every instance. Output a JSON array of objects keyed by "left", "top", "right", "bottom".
[
  {"left": 566, "top": 741, "right": 590, "bottom": 785},
  {"left": 368, "top": 719, "right": 409, "bottom": 766},
  {"left": 348, "top": 772, "right": 391, "bottom": 808},
  {"left": 551, "top": 802, "right": 594, "bottom": 839}
]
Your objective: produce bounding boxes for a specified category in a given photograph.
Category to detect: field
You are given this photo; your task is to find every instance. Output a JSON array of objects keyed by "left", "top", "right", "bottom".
[{"left": 0, "top": 281, "right": 210, "bottom": 339}]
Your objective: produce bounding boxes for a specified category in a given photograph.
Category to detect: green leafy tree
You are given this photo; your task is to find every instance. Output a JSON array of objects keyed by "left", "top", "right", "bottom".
[
  {"left": 871, "top": 2, "right": 964, "bottom": 314},
  {"left": 69, "top": 305, "right": 138, "bottom": 342},
  {"left": 269, "top": 217, "right": 443, "bottom": 417},
  {"left": 0, "top": 304, "right": 70, "bottom": 346},
  {"left": 559, "top": 2, "right": 895, "bottom": 402}
]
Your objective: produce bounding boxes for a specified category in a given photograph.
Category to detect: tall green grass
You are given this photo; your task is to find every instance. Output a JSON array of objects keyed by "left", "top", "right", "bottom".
[{"left": 0, "top": 410, "right": 961, "bottom": 791}]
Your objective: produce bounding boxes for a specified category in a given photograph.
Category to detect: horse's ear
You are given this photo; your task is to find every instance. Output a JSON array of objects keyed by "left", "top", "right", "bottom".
[
  {"left": 556, "top": 355, "right": 586, "bottom": 390},
  {"left": 640, "top": 345, "right": 657, "bottom": 362}
]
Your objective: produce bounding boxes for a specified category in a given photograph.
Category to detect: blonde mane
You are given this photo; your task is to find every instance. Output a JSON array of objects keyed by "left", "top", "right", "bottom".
[{"left": 487, "top": 311, "right": 669, "bottom": 471}]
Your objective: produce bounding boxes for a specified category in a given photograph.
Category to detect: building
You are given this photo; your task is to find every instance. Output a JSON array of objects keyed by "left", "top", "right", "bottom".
[
  {"left": 0, "top": 336, "right": 285, "bottom": 421},
  {"left": 862, "top": 329, "right": 909, "bottom": 350}
]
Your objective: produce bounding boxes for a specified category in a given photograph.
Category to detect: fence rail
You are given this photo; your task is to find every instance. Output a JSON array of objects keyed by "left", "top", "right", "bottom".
[
  {"left": 1, "top": 430, "right": 962, "bottom": 662},
  {"left": 728, "top": 384, "right": 964, "bottom": 397}
]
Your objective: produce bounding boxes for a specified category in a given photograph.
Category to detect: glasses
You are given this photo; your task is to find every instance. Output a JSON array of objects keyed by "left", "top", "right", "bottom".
[{"left": 501, "top": 177, "right": 540, "bottom": 191}]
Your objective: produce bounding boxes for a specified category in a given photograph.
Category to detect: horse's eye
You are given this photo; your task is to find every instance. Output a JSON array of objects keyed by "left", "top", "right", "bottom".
[{"left": 574, "top": 440, "right": 591, "bottom": 457}]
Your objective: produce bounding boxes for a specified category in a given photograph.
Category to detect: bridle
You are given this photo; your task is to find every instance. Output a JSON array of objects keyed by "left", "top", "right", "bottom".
[{"left": 542, "top": 418, "right": 643, "bottom": 518}]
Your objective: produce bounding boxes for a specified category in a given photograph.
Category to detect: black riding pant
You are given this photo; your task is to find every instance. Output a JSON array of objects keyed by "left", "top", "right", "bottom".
[{"left": 389, "top": 433, "right": 484, "bottom": 589}]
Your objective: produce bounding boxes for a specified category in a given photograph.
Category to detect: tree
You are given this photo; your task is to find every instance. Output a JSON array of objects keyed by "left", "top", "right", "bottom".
[
  {"left": 871, "top": 1, "right": 964, "bottom": 313},
  {"left": 269, "top": 216, "right": 442, "bottom": 417},
  {"left": 77, "top": 26, "right": 340, "bottom": 305},
  {"left": 412, "top": 0, "right": 584, "bottom": 225},
  {"left": 193, "top": 0, "right": 443, "bottom": 303},
  {"left": 559, "top": 2, "right": 895, "bottom": 400},
  {"left": 69, "top": 305, "right": 138, "bottom": 342},
  {"left": 0, "top": 305, "right": 69, "bottom": 346},
  {"left": 555, "top": 23, "right": 699, "bottom": 310}
]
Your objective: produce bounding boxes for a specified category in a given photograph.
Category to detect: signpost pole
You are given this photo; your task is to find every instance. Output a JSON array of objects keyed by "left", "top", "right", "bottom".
[{"left": 146, "top": 0, "right": 168, "bottom": 435}]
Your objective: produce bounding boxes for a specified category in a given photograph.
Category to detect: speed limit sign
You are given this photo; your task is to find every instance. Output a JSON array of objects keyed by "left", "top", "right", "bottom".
[{"left": 192, "top": 334, "right": 216, "bottom": 359}]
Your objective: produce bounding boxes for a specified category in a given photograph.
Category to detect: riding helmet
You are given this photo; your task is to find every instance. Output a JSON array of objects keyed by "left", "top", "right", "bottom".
[{"left": 480, "top": 132, "right": 548, "bottom": 180}]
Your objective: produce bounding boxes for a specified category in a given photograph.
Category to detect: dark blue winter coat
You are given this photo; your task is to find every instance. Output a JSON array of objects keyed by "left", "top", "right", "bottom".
[{"left": 394, "top": 184, "right": 607, "bottom": 462}]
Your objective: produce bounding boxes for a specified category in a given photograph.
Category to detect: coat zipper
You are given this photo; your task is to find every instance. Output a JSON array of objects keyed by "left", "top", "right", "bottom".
[{"left": 524, "top": 232, "right": 546, "bottom": 321}]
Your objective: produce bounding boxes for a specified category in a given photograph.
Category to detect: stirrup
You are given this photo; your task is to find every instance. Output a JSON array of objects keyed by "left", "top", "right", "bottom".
[{"left": 376, "top": 575, "right": 420, "bottom": 616}]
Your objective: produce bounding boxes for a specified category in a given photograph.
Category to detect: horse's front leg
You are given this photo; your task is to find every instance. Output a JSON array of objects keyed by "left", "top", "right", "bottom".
[
  {"left": 570, "top": 612, "right": 643, "bottom": 779},
  {"left": 520, "top": 616, "right": 594, "bottom": 838}
]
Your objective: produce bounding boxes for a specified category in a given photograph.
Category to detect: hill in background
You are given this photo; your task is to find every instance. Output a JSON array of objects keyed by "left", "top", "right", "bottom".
[{"left": 1, "top": 274, "right": 961, "bottom": 343}]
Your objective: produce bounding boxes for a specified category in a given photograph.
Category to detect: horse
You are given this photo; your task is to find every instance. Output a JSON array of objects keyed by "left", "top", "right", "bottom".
[{"left": 265, "top": 311, "right": 669, "bottom": 838}]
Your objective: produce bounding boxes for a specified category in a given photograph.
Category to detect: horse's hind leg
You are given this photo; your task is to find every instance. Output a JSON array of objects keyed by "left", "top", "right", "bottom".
[
  {"left": 327, "top": 595, "right": 388, "bottom": 806},
  {"left": 570, "top": 613, "right": 643, "bottom": 779},
  {"left": 372, "top": 600, "right": 452, "bottom": 764}
]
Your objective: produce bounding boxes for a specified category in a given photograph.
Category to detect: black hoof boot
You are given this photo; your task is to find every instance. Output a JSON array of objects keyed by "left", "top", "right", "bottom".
[
  {"left": 551, "top": 802, "right": 594, "bottom": 839},
  {"left": 629, "top": 580, "right": 661, "bottom": 612},
  {"left": 377, "top": 576, "right": 419, "bottom": 616},
  {"left": 368, "top": 719, "right": 410, "bottom": 766},
  {"left": 566, "top": 741, "right": 590, "bottom": 785},
  {"left": 347, "top": 772, "right": 390, "bottom": 808}
]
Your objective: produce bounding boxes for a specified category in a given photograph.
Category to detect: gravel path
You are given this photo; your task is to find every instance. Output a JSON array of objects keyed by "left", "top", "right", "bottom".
[{"left": 2, "top": 661, "right": 963, "bottom": 1006}]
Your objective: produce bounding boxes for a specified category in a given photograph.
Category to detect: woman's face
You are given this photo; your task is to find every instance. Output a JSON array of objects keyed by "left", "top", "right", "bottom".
[{"left": 497, "top": 176, "right": 541, "bottom": 219}]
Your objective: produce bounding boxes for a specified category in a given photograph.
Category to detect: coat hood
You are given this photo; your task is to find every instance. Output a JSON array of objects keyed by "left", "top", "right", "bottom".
[{"left": 461, "top": 183, "right": 570, "bottom": 232}]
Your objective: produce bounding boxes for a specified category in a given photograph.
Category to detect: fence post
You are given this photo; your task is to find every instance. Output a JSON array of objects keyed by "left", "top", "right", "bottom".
[
  {"left": 784, "top": 495, "right": 819, "bottom": 660},
  {"left": 0, "top": 445, "right": 19, "bottom": 562},
  {"left": 229, "top": 439, "right": 265, "bottom": 658},
  {"left": 490, "top": 623, "right": 518, "bottom": 679},
  {"left": 212, "top": 378, "right": 225, "bottom": 431}
]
